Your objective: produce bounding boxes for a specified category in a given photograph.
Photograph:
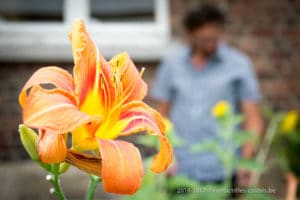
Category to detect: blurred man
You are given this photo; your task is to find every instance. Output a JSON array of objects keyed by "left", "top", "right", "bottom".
[{"left": 151, "top": 4, "right": 263, "bottom": 193}]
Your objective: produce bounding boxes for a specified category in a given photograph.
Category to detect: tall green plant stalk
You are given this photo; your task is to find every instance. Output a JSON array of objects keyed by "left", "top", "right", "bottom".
[{"left": 253, "top": 114, "right": 283, "bottom": 185}]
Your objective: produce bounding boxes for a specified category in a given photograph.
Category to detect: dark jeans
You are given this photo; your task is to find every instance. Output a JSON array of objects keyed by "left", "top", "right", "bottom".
[{"left": 199, "top": 174, "right": 237, "bottom": 199}]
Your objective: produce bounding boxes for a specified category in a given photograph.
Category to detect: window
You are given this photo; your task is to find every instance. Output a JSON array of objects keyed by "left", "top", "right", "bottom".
[
  {"left": 0, "top": 0, "right": 63, "bottom": 22},
  {"left": 0, "top": 0, "right": 170, "bottom": 61},
  {"left": 90, "top": 0, "right": 154, "bottom": 22}
]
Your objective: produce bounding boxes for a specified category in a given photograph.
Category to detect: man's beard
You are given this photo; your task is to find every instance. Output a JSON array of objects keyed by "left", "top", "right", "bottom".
[{"left": 192, "top": 45, "right": 217, "bottom": 58}]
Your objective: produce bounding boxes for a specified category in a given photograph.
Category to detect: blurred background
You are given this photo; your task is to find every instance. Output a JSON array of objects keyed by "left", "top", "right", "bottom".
[{"left": 0, "top": 0, "right": 299, "bottom": 199}]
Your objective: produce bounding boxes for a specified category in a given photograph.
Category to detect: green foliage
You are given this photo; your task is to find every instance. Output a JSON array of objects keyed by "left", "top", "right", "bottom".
[
  {"left": 59, "top": 162, "right": 71, "bottom": 174},
  {"left": 237, "top": 159, "right": 265, "bottom": 172},
  {"left": 242, "top": 187, "right": 277, "bottom": 200},
  {"left": 167, "top": 175, "right": 199, "bottom": 190},
  {"left": 129, "top": 104, "right": 266, "bottom": 200},
  {"left": 136, "top": 126, "right": 185, "bottom": 149},
  {"left": 234, "top": 130, "right": 258, "bottom": 148},
  {"left": 167, "top": 175, "right": 229, "bottom": 200},
  {"left": 190, "top": 104, "right": 263, "bottom": 177},
  {"left": 166, "top": 128, "right": 185, "bottom": 147},
  {"left": 272, "top": 110, "right": 300, "bottom": 176},
  {"left": 121, "top": 158, "right": 169, "bottom": 200},
  {"left": 190, "top": 140, "right": 219, "bottom": 154},
  {"left": 136, "top": 134, "right": 158, "bottom": 148}
]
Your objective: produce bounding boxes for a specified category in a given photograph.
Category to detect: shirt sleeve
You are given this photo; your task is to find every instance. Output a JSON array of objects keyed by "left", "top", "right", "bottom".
[
  {"left": 235, "top": 57, "right": 261, "bottom": 102},
  {"left": 151, "top": 58, "right": 174, "bottom": 101}
]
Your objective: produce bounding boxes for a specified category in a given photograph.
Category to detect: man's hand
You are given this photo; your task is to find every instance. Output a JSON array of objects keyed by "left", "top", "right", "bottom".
[
  {"left": 237, "top": 168, "right": 254, "bottom": 188},
  {"left": 286, "top": 173, "right": 298, "bottom": 200},
  {"left": 237, "top": 141, "right": 256, "bottom": 187},
  {"left": 238, "top": 101, "right": 263, "bottom": 188},
  {"left": 238, "top": 135, "right": 256, "bottom": 187},
  {"left": 242, "top": 141, "right": 256, "bottom": 159}
]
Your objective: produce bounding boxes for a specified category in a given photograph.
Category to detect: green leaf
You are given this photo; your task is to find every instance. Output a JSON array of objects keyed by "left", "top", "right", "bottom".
[
  {"left": 19, "top": 124, "right": 39, "bottom": 161},
  {"left": 137, "top": 128, "right": 186, "bottom": 149},
  {"left": 234, "top": 131, "right": 258, "bottom": 147},
  {"left": 286, "top": 130, "right": 300, "bottom": 143},
  {"left": 126, "top": 185, "right": 161, "bottom": 200},
  {"left": 121, "top": 161, "right": 167, "bottom": 200},
  {"left": 242, "top": 187, "right": 277, "bottom": 200},
  {"left": 167, "top": 175, "right": 199, "bottom": 190},
  {"left": 232, "top": 114, "right": 244, "bottom": 126},
  {"left": 136, "top": 134, "right": 158, "bottom": 148},
  {"left": 261, "top": 106, "right": 275, "bottom": 120},
  {"left": 59, "top": 162, "right": 70, "bottom": 174},
  {"left": 166, "top": 129, "right": 185, "bottom": 147},
  {"left": 190, "top": 140, "right": 219, "bottom": 154},
  {"left": 237, "top": 159, "right": 265, "bottom": 172},
  {"left": 276, "top": 149, "right": 290, "bottom": 172},
  {"left": 196, "top": 182, "right": 230, "bottom": 200}
]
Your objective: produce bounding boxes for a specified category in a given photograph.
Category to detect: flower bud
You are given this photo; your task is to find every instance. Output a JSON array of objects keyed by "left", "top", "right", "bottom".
[
  {"left": 59, "top": 162, "right": 70, "bottom": 174},
  {"left": 19, "top": 124, "right": 39, "bottom": 161}
]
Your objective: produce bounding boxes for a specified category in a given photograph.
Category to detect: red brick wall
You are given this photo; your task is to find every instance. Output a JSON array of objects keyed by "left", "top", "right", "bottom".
[
  {"left": 0, "top": 0, "right": 299, "bottom": 160},
  {"left": 170, "top": 0, "right": 300, "bottom": 109},
  {"left": 227, "top": 0, "right": 299, "bottom": 109}
]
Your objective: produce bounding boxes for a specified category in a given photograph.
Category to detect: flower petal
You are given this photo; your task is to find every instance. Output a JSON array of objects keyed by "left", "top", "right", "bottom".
[
  {"left": 23, "top": 86, "right": 96, "bottom": 133},
  {"left": 69, "top": 19, "right": 98, "bottom": 105},
  {"left": 99, "top": 139, "right": 143, "bottom": 194},
  {"left": 119, "top": 101, "right": 173, "bottom": 173},
  {"left": 150, "top": 135, "right": 173, "bottom": 173},
  {"left": 69, "top": 19, "right": 115, "bottom": 117},
  {"left": 65, "top": 150, "right": 102, "bottom": 177},
  {"left": 38, "top": 129, "right": 67, "bottom": 163},
  {"left": 109, "top": 52, "right": 147, "bottom": 102},
  {"left": 19, "top": 66, "right": 74, "bottom": 107},
  {"left": 72, "top": 124, "right": 99, "bottom": 151}
]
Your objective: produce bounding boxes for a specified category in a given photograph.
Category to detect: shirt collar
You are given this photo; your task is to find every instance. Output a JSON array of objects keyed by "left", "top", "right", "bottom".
[
  {"left": 213, "top": 42, "right": 226, "bottom": 61},
  {"left": 185, "top": 42, "right": 226, "bottom": 64}
]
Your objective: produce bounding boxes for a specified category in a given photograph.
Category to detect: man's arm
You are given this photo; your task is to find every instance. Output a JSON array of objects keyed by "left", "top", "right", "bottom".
[
  {"left": 151, "top": 57, "right": 174, "bottom": 118},
  {"left": 237, "top": 101, "right": 263, "bottom": 187},
  {"left": 241, "top": 101, "right": 263, "bottom": 159}
]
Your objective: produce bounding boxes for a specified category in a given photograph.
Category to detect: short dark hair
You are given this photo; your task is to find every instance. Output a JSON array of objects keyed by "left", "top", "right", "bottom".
[{"left": 183, "top": 4, "right": 225, "bottom": 32}]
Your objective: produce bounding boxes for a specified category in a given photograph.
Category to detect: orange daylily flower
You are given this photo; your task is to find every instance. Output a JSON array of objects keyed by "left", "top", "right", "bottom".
[{"left": 19, "top": 19, "right": 173, "bottom": 194}]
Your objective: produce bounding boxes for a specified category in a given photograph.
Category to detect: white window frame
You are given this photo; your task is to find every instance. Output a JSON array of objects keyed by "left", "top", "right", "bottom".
[{"left": 0, "top": 0, "right": 170, "bottom": 62}]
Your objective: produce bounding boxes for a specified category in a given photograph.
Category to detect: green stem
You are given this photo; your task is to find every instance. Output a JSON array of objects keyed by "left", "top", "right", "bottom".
[
  {"left": 253, "top": 114, "right": 283, "bottom": 185},
  {"left": 49, "top": 164, "right": 67, "bottom": 200},
  {"left": 86, "top": 174, "right": 100, "bottom": 200}
]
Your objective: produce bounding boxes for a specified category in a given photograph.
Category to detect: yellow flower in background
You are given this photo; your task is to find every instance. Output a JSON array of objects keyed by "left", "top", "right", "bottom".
[
  {"left": 281, "top": 111, "right": 299, "bottom": 133},
  {"left": 212, "top": 101, "right": 230, "bottom": 118}
]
